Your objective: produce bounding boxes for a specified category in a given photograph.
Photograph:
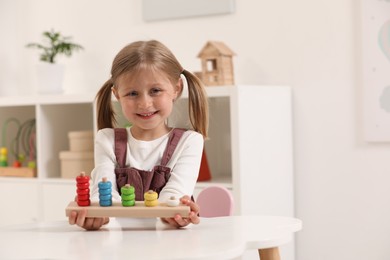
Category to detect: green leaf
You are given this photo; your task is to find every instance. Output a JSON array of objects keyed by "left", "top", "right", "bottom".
[{"left": 25, "top": 29, "right": 84, "bottom": 64}]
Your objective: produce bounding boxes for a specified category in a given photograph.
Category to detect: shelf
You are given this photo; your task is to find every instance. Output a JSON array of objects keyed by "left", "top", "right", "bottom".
[{"left": 0, "top": 93, "right": 96, "bottom": 107}]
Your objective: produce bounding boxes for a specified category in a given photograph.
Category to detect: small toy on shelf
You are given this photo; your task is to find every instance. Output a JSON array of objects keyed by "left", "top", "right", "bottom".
[
  {"left": 76, "top": 172, "right": 90, "bottom": 206},
  {"left": 121, "top": 184, "right": 136, "bottom": 207},
  {"left": 195, "top": 41, "right": 236, "bottom": 86},
  {"left": 144, "top": 190, "right": 159, "bottom": 207},
  {"left": 0, "top": 118, "right": 36, "bottom": 177},
  {"left": 98, "top": 177, "right": 112, "bottom": 207},
  {"left": 0, "top": 147, "right": 8, "bottom": 167}
]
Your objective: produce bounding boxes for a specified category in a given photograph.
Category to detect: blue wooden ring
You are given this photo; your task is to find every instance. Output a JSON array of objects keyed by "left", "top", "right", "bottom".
[
  {"left": 99, "top": 188, "right": 111, "bottom": 195},
  {"left": 98, "top": 181, "right": 111, "bottom": 189},
  {"left": 99, "top": 194, "right": 112, "bottom": 201}
]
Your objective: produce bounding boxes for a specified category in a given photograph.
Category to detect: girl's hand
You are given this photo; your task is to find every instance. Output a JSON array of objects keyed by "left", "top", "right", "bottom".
[
  {"left": 68, "top": 208, "right": 109, "bottom": 231},
  {"left": 161, "top": 195, "right": 200, "bottom": 228}
]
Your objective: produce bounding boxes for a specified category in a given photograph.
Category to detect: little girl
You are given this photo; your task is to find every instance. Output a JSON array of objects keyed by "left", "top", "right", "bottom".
[{"left": 68, "top": 40, "right": 209, "bottom": 230}]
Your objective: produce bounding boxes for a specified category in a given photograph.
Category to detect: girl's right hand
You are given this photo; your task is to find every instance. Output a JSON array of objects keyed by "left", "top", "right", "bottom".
[{"left": 68, "top": 208, "right": 109, "bottom": 231}]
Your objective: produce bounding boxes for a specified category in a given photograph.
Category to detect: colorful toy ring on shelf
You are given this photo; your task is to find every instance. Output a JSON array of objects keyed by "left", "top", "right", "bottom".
[
  {"left": 122, "top": 193, "right": 136, "bottom": 201},
  {"left": 77, "top": 194, "right": 90, "bottom": 201},
  {"left": 167, "top": 196, "right": 180, "bottom": 207},
  {"left": 98, "top": 188, "right": 112, "bottom": 195},
  {"left": 144, "top": 190, "right": 158, "bottom": 201},
  {"left": 76, "top": 188, "right": 90, "bottom": 195},
  {"left": 76, "top": 200, "right": 90, "bottom": 207},
  {"left": 122, "top": 200, "right": 136, "bottom": 207},
  {"left": 77, "top": 182, "right": 89, "bottom": 190},
  {"left": 76, "top": 172, "right": 89, "bottom": 183},
  {"left": 121, "top": 184, "right": 135, "bottom": 195},
  {"left": 98, "top": 182, "right": 111, "bottom": 190},
  {"left": 144, "top": 199, "right": 159, "bottom": 207}
]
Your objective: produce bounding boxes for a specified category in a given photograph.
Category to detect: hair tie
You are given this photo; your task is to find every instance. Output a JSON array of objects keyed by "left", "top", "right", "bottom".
[{"left": 180, "top": 73, "right": 188, "bottom": 97}]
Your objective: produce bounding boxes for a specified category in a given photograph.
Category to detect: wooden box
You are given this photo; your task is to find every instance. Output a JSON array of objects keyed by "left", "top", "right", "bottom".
[
  {"left": 59, "top": 151, "right": 93, "bottom": 179},
  {"left": 0, "top": 167, "right": 36, "bottom": 178},
  {"left": 68, "top": 131, "right": 94, "bottom": 152}
]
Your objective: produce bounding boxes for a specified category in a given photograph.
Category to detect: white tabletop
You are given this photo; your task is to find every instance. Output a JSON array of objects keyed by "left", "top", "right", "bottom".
[{"left": 0, "top": 215, "right": 301, "bottom": 260}]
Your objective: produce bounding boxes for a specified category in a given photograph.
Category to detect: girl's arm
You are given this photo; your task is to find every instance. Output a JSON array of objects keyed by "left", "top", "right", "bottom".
[
  {"left": 159, "top": 131, "right": 203, "bottom": 202},
  {"left": 159, "top": 131, "right": 204, "bottom": 227}
]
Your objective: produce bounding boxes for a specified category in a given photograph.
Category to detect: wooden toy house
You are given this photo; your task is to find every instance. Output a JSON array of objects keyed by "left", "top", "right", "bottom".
[{"left": 197, "top": 41, "right": 235, "bottom": 86}]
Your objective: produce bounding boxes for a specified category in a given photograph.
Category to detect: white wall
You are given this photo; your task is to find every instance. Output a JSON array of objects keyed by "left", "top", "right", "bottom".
[{"left": 1, "top": 0, "right": 390, "bottom": 259}]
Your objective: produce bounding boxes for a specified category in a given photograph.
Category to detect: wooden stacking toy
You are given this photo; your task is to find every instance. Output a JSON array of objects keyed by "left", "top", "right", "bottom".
[
  {"left": 98, "top": 177, "right": 112, "bottom": 207},
  {"left": 121, "top": 184, "right": 136, "bottom": 207},
  {"left": 76, "top": 172, "right": 90, "bottom": 206},
  {"left": 65, "top": 173, "right": 190, "bottom": 218}
]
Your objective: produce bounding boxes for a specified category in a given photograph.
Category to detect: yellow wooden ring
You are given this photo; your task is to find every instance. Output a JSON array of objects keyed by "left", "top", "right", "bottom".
[
  {"left": 144, "top": 190, "right": 158, "bottom": 201},
  {"left": 144, "top": 199, "right": 158, "bottom": 207}
]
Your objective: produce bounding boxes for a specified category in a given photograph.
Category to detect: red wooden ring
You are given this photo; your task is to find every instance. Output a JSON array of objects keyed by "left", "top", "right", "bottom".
[
  {"left": 77, "top": 182, "right": 89, "bottom": 189},
  {"left": 77, "top": 194, "right": 90, "bottom": 201},
  {"left": 76, "top": 175, "right": 90, "bottom": 183},
  {"left": 77, "top": 200, "right": 90, "bottom": 207},
  {"left": 76, "top": 188, "right": 90, "bottom": 195}
]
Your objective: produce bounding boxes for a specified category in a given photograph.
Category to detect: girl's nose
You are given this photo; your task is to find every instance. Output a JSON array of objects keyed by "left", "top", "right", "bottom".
[{"left": 138, "top": 94, "right": 152, "bottom": 108}]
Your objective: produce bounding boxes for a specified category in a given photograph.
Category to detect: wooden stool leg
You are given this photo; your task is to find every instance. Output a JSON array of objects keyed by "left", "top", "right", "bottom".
[{"left": 258, "top": 247, "right": 281, "bottom": 260}]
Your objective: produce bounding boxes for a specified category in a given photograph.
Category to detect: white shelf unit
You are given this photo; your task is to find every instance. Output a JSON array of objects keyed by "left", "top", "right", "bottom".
[{"left": 0, "top": 85, "right": 293, "bottom": 226}]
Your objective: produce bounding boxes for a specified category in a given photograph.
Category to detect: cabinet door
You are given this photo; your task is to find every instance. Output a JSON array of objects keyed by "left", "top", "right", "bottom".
[
  {"left": 231, "top": 86, "right": 294, "bottom": 216},
  {"left": 0, "top": 181, "right": 39, "bottom": 227},
  {"left": 42, "top": 182, "right": 76, "bottom": 221}
]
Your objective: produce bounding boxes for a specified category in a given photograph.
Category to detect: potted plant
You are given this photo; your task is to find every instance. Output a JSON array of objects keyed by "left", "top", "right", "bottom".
[{"left": 26, "top": 29, "right": 84, "bottom": 94}]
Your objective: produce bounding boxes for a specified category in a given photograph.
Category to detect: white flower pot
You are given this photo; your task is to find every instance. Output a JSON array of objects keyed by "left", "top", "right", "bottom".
[{"left": 35, "top": 63, "right": 65, "bottom": 94}]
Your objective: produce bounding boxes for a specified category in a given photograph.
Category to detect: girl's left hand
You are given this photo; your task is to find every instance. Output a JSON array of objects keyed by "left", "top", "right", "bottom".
[{"left": 161, "top": 195, "right": 200, "bottom": 228}]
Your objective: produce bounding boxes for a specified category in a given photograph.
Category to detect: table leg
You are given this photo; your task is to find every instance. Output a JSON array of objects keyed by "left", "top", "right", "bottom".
[{"left": 258, "top": 247, "right": 280, "bottom": 260}]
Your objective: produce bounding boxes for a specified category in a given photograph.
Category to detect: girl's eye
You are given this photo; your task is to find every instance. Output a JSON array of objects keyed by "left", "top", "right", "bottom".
[
  {"left": 127, "top": 91, "right": 138, "bottom": 97},
  {"left": 150, "top": 88, "right": 162, "bottom": 95}
]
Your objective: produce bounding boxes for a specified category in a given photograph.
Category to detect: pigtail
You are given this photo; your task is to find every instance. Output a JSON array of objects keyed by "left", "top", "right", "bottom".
[
  {"left": 182, "top": 69, "right": 209, "bottom": 139},
  {"left": 95, "top": 79, "right": 116, "bottom": 130}
]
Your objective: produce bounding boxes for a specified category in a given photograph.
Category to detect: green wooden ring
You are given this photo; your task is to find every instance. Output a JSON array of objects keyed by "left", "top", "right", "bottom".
[
  {"left": 122, "top": 200, "right": 135, "bottom": 207},
  {"left": 121, "top": 185, "right": 135, "bottom": 195},
  {"left": 121, "top": 193, "right": 136, "bottom": 201}
]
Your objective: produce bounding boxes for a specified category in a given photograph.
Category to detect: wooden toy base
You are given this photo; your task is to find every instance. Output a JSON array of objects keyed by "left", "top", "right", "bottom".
[
  {"left": 65, "top": 201, "right": 190, "bottom": 218},
  {"left": 0, "top": 167, "right": 36, "bottom": 177}
]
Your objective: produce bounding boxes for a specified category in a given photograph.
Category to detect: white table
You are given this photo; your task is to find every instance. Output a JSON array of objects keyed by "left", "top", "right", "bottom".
[{"left": 0, "top": 215, "right": 301, "bottom": 260}]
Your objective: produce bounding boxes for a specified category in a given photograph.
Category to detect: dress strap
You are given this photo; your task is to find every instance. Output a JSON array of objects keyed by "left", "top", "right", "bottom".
[
  {"left": 114, "top": 128, "right": 186, "bottom": 167},
  {"left": 160, "top": 128, "right": 186, "bottom": 166},
  {"left": 114, "top": 128, "right": 127, "bottom": 168}
]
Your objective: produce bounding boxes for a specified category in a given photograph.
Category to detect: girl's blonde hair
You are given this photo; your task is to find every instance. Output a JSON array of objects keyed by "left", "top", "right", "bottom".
[{"left": 96, "top": 40, "right": 209, "bottom": 138}]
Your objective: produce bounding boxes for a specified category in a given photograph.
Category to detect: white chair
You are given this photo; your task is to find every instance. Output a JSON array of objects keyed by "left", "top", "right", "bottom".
[{"left": 196, "top": 185, "right": 234, "bottom": 217}]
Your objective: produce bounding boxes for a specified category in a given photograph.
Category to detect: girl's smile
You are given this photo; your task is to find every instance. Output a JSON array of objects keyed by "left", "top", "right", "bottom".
[{"left": 137, "top": 111, "right": 158, "bottom": 119}]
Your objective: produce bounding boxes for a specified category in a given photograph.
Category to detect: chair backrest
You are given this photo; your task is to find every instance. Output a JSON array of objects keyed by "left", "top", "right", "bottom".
[{"left": 196, "top": 185, "right": 234, "bottom": 217}]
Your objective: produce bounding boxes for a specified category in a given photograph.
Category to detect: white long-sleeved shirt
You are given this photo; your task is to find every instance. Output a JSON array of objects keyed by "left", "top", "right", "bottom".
[{"left": 90, "top": 127, "right": 204, "bottom": 203}]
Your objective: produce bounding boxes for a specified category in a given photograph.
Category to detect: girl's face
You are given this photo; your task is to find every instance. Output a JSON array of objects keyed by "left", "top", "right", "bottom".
[{"left": 113, "top": 68, "right": 181, "bottom": 140}]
